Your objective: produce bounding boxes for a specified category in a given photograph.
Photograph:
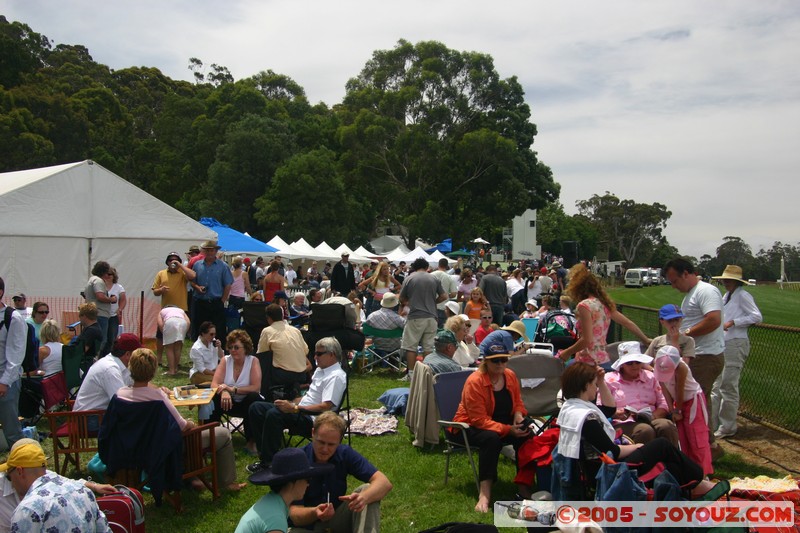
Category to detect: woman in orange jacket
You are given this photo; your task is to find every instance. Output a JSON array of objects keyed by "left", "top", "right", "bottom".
[{"left": 452, "top": 346, "right": 531, "bottom": 513}]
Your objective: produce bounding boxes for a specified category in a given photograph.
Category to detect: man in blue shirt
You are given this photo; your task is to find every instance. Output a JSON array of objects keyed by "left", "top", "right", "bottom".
[
  {"left": 479, "top": 320, "right": 529, "bottom": 358},
  {"left": 192, "top": 240, "right": 233, "bottom": 340},
  {"left": 286, "top": 412, "right": 393, "bottom": 533}
]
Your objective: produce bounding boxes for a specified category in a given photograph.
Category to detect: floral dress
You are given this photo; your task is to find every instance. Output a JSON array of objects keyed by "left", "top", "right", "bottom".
[{"left": 575, "top": 296, "right": 611, "bottom": 365}]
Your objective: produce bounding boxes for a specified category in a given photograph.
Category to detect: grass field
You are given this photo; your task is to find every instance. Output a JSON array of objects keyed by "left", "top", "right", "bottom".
[
  {"left": 608, "top": 283, "right": 800, "bottom": 328},
  {"left": 16, "top": 344, "right": 782, "bottom": 533}
]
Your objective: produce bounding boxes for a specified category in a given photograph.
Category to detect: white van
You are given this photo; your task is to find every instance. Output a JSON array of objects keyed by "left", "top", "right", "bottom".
[{"left": 624, "top": 268, "right": 647, "bottom": 288}]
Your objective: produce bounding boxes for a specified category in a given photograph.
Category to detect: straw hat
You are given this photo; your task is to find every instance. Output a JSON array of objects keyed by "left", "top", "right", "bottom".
[
  {"left": 712, "top": 265, "right": 752, "bottom": 285},
  {"left": 501, "top": 320, "right": 529, "bottom": 342}
]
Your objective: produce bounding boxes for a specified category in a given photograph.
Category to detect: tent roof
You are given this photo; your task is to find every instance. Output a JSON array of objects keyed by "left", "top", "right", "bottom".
[
  {"left": 200, "top": 218, "right": 277, "bottom": 254},
  {"left": 0, "top": 160, "right": 215, "bottom": 240}
]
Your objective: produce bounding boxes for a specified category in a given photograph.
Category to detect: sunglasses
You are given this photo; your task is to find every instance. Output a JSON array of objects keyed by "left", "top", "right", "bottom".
[
  {"left": 37, "top": 310, "right": 50, "bottom": 315},
  {"left": 488, "top": 357, "right": 509, "bottom": 364},
  {"left": 314, "top": 350, "right": 329, "bottom": 356}
]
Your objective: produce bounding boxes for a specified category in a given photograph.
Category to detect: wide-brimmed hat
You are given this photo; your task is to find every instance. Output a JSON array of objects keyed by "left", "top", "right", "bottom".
[
  {"left": 501, "top": 320, "right": 529, "bottom": 341},
  {"left": 187, "top": 245, "right": 200, "bottom": 254},
  {"left": 658, "top": 304, "right": 683, "bottom": 321},
  {"left": 611, "top": 341, "right": 652, "bottom": 370},
  {"left": 525, "top": 299, "right": 538, "bottom": 309},
  {"left": 249, "top": 447, "right": 334, "bottom": 486},
  {"left": 551, "top": 261, "right": 562, "bottom": 269},
  {"left": 0, "top": 441, "right": 46, "bottom": 472},
  {"left": 653, "top": 345, "right": 682, "bottom": 382},
  {"left": 381, "top": 293, "right": 400, "bottom": 308},
  {"left": 165, "top": 252, "right": 181, "bottom": 265},
  {"left": 445, "top": 301, "right": 460, "bottom": 316},
  {"left": 712, "top": 265, "right": 752, "bottom": 285},
  {"left": 200, "top": 240, "right": 221, "bottom": 250}
]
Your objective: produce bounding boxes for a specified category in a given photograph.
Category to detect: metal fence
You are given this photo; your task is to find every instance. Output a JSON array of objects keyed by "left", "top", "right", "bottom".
[{"left": 613, "top": 304, "right": 800, "bottom": 436}]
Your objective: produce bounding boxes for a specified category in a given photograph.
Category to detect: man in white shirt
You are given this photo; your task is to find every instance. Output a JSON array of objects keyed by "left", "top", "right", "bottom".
[
  {"left": 0, "top": 277, "right": 26, "bottom": 448},
  {"left": 285, "top": 263, "right": 297, "bottom": 287},
  {"left": 247, "top": 337, "right": 347, "bottom": 473},
  {"left": 73, "top": 333, "right": 142, "bottom": 430},
  {"left": 431, "top": 258, "right": 458, "bottom": 328}
]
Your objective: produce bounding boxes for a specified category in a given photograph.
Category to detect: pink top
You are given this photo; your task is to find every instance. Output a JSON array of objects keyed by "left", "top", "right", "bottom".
[
  {"left": 159, "top": 306, "right": 186, "bottom": 322},
  {"left": 575, "top": 297, "right": 611, "bottom": 365},
  {"left": 116, "top": 386, "right": 188, "bottom": 430},
  {"left": 230, "top": 270, "right": 246, "bottom": 297},
  {"left": 604, "top": 369, "right": 669, "bottom": 423}
]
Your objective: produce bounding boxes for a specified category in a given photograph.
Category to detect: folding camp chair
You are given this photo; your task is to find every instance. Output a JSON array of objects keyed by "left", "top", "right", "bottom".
[
  {"left": 361, "top": 324, "right": 404, "bottom": 372},
  {"left": 507, "top": 353, "right": 564, "bottom": 434},
  {"left": 433, "top": 370, "right": 480, "bottom": 493},
  {"left": 45, "top": 406, "right": 105, "bottom": 476}
]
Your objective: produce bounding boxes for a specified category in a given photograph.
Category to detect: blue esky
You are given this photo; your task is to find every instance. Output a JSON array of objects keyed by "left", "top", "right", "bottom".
[{"left": 3, "top": 0, "right": 799, "bottom": 260}]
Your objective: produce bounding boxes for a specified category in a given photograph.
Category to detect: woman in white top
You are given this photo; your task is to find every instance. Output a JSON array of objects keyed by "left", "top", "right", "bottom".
[
  {"left": 117, "top": 348, "right": 246, "bottom": 491},
  {"left": 190, "top": 321, "right": 223, "bottom": 385},
  {"left": 106, "top": 267, "right": 126, "bottom": 351},
  {"left": 210, "top": 329, "right": 263, "bottom": 451},
  {"left": 38, "top": 319, "right": 63, "bottom": 376},
  {"left": 445, "top": 315, "right": 478, "bottom": 367},
  {"left": 710, "top": 265, "right": 762, "bottom": 438}
]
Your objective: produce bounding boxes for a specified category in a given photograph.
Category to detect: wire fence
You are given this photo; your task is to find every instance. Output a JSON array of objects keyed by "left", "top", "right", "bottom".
[{"left": 613, "top": 304, "right": 800, "bottom": 436}]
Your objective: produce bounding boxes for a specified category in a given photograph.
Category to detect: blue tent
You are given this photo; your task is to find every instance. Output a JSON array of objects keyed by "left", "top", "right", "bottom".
[
  {"left": 199, "top": 218, "right": 277, "bottom": 254},
  {"left": 425, "top": 238, "right": 452, "bottom": 254}
]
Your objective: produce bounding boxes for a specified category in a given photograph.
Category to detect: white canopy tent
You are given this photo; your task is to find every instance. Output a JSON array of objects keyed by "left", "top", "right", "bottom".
[
  {"left": 290, "top": 238, "right": 339, "bottom": 261},
  {"left": 0, "top": 160, "right": 216, "bottom": 336},
  {"left": 265, "top": 235, "right": 304, "bottom": 259}
]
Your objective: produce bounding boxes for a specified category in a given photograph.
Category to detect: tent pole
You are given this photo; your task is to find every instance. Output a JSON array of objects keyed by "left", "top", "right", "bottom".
[{"left": 139, "top": 290, "right": 144, "bottom": 341}]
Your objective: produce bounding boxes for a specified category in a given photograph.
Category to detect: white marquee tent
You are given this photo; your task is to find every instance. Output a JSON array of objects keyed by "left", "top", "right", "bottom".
[{"left": 0, "top": 160, "right": 216, "bottom": 335}]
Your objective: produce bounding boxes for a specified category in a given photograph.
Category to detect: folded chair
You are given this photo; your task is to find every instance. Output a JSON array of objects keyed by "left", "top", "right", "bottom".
[
  {"left": 506, "top": 354, "right": 565, "bottom": 434},
  {"left": 433, "top": 369, "right": 480, "bottom": 493},
  {"left": 45, "top": 406, "right": 105, "bottom": 476},
  {"left": 361, "top": 324, "right": 404, "bottom": 372},
  {"left": 19, "top": 371, "right": 68, "bottom": 425}
]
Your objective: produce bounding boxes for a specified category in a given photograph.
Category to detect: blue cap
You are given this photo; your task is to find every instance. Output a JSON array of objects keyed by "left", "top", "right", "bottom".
[{"left": 659, "top": 304, "right": 683, "bottom": 320}]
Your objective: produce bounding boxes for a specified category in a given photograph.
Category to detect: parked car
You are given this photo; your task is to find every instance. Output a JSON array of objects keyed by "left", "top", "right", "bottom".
[{"left": 624, "top": 268, "right": 647, "bottom": 288}]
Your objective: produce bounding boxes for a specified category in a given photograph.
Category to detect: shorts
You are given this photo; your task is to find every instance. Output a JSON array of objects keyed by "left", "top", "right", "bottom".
[{"left": 401, "top": 317, "right": 437, "bottom": 353}]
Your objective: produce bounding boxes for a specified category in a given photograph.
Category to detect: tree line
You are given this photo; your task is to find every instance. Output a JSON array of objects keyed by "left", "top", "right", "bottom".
[{"left": 0, "top": 17, "right": 557, "bottom": 249}]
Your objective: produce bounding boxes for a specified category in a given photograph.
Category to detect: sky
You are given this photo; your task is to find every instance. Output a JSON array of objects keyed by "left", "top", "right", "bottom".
[{"left": 3, "top": 0, "right": 799, "bottom": 260}]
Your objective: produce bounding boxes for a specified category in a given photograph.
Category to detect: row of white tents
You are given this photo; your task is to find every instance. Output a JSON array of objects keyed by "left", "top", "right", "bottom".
[{"left": 264, "top": 236, "right": 456, "bottom": 267}]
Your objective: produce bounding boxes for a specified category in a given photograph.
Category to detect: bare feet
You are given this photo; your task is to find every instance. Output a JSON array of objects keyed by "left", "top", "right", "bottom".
[
  {"left": 475, "top": 497, "right": 490, "bottom": 513},
  {"left": 190, "top": 478, "right": 206, "bottom": 492},
  {"left": 227, "top": 482, "right": 248, "bottom": 491}
]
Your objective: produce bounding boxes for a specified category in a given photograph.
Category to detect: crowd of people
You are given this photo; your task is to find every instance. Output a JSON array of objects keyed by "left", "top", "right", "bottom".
[{"left": 0, "top": 245, "right": 763, "bottom": 530}]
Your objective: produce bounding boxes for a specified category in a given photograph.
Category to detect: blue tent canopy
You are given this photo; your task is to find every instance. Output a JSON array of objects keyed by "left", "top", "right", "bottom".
[
  {"left": 425, "top": 238, "right": 452, "bottom": 254},
  {"left": 199, "top": 218, "right": 277, "bottom": 254}
]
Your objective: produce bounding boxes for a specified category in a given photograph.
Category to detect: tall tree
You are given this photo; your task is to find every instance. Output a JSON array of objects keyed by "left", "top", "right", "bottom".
[
  {"left": 337, "top": 39, "right": 558, "bottom": 247},
  {"left": 576, "top": 192, "right": 671, "bottom": 266}
]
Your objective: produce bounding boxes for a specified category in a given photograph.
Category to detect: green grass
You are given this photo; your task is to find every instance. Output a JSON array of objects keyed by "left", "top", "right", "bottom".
[
  {"left": 9, "top": 342, "right": 785, "bottom": 532},
  {"left": 608, "top": 284, "right": 800, "bottom": 328}
]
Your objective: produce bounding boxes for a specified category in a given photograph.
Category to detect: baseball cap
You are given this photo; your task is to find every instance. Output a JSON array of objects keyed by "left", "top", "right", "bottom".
[
  {"left": 12, "top": 293, "right": 25, "bottom": 301},
  {"left": 658, "top": 304, "right": 684, "bottom": 321},
  {"left": 0, "top": 441, "right": 46, "bottom": 472},
  {"left": 113, "top": 333, "right": 142, "bottom": 353},
  {"left": 434, "top": 329, "right": 457, "bottom": 345},
  {"left": 653, "top": 345, "right": 682, "bottom": 382}
]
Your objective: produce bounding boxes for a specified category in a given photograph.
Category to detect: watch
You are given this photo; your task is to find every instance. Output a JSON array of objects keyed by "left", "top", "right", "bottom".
[{"left": 683, "top": 327, "right": 691, "bottom": 336}]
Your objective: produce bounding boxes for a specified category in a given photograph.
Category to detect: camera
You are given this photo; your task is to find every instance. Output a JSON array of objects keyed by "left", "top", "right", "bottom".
[{"left": 520, "top": 415, "right": 538, "bottom": 431}]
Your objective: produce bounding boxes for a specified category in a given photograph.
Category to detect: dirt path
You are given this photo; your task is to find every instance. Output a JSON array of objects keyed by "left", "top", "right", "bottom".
[{"left": 717, "top": 417, "right": 800, "bottom": 477}]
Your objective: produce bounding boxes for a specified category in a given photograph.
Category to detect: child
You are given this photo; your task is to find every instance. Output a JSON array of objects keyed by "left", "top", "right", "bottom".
[
  {"left": 464, "top": 287, "right": 489, "bottom": 320},
  {"left": 520, "top": 299, "right": 539, "bottom": 319},
  {"left": 645, "top": 304, "right": 695, "bottom": 361},
  {"left": 654, "top": 345, "right": 712, "bottom": 475}
]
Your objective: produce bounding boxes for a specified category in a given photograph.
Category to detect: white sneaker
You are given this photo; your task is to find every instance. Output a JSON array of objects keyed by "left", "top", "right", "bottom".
[
  {"left": 398, "top": 373, "right": 412, "bottom": 382},
  {"left": 714, "top": 428, "right": 736, "bottom": 439}
]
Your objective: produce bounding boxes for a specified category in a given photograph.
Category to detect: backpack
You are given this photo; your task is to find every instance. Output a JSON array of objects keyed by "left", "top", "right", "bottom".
[{"left": 2, "top": 307, "right": 39, "bottom": 374}]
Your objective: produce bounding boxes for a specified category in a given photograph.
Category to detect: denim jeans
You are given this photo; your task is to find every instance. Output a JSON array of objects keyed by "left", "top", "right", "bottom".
[{"left": 0, "top": 379, "right": 23, "bottom": 447}]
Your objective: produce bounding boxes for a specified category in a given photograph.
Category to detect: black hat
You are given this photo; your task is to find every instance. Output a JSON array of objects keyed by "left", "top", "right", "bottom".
[
  {"left": 165, "top": 252, "right": 181, "bottom": 265},
  {"left": 249, "top": 448, "right": 333, "bottom": 486}
]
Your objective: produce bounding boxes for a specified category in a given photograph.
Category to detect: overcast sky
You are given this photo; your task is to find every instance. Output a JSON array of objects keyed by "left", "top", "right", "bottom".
[{"left": 3, "top": 0, "right": 799, "bottom": 260}]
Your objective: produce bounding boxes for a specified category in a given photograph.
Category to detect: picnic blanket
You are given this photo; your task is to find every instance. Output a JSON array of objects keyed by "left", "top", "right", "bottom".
[{"left": 348, "top": 408, "right": 398, "bottom": 436}]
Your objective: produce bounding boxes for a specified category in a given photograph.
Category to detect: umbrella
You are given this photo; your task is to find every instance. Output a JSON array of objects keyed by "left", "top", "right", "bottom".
[
  {"left": 472, "top": 237, "right": 490, "bottom": 244},
  {"left": 447, "top": 250, "right": 474, "bottom": 257}
]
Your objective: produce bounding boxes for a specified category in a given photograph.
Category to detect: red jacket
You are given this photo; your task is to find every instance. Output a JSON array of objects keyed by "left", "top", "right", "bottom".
[{"left": 453, "top": 368, "right": 527, "bottom": 437}]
